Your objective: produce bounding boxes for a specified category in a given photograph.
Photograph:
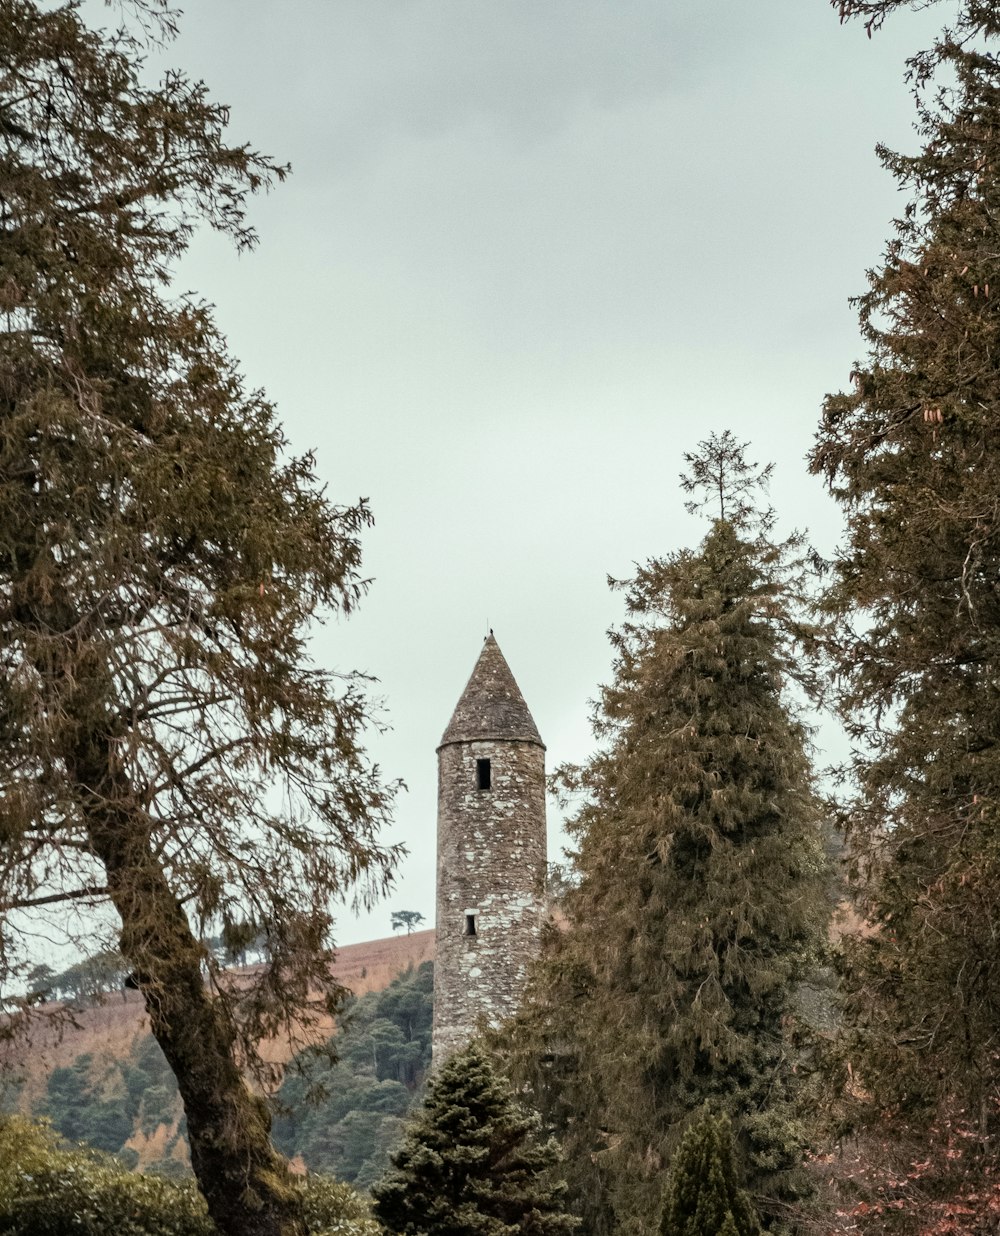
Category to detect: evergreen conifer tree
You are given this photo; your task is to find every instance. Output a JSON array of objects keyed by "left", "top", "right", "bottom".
[
  {"left": 660, "top": 1108, "right": 760, "bottom": 1236},
  {"left": 371, "top": 1041, "right": 578, "bottom": 1236},
  {"left": 509, "top": 434, "right": 828, "bottom": 1236},
  {"left": 812, "top": 0, "right": 1000, "bottom": 1135}
]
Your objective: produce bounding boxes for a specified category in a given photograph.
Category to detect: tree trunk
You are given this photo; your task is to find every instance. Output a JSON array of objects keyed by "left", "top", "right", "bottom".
[{"left": 70, "top": 732, "right": 305, "bottom": 1236}]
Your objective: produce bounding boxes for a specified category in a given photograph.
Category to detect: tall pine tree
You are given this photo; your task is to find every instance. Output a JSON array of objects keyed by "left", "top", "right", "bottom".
[
  {"left": 510, "top": 435, "right": 828, "bottom": 1236},
  {"left": 813, "top": 0, "right": 1000, "bottom": 1137}
]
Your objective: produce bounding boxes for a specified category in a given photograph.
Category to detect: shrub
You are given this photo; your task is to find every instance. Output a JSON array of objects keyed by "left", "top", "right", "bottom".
[
  {"left": 0, "top": 1116, "right": 213, "bottom": 1236},
  {"left": 300, "top": 1174, "right": 380, "bottom": 1236},
  {"left": 0, "top": 1116, "right": 377, "bottom": 1236}
]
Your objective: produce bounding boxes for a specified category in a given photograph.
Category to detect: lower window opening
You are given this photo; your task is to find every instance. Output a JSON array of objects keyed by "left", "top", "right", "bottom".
[{"left": 464, "top": 913, "right": 477, "bottom": 937}]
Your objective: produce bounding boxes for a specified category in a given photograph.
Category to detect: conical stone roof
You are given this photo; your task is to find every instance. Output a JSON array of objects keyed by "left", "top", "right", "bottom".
[{"left": 438, "top": 633, "right": 544, "bottom": 749}]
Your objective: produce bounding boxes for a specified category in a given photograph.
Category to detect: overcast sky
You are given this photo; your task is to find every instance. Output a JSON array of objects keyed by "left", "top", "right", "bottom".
[{"left": 151, "top": 1, "right": 942, "bottom": 945}]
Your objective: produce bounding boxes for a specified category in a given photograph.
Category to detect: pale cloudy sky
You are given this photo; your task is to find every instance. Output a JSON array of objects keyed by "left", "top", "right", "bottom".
[{"left": 156, "top": 1, "right": 941, "bottom": 944}]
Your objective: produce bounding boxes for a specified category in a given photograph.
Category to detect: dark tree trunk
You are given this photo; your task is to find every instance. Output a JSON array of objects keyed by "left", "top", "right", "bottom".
[{"left": 71, "top": 729, "right": 305, "bottom": 1236}]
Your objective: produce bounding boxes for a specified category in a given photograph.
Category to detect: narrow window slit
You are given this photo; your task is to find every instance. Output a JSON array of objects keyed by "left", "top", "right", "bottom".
[
  {"left": 476, "top": 758, "right": 491, "bottom": 791},
  {"left": 464, "top": 913, "right": 477, "bottom": 937}
]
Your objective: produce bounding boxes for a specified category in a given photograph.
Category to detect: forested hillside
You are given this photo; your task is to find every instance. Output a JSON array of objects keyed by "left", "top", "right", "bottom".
[
  {"left": 272, "top": 962, "right": 433, "bottom": 1188},
  {"left": 0, "top": 935, "right": 433, "bottom": 1180}
]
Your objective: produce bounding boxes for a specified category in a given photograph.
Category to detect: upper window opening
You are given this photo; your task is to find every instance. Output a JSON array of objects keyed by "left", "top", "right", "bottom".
[
  {"left": 464, "top": 913, "right": 477, "bottom": 937},
  {"left": 476, "top": 758, "right": 491, "bottom": 791}
]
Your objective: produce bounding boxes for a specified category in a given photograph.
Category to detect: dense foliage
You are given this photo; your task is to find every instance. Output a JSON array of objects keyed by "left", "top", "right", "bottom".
[
  {"left": 371, "top": 1041, "right": 578, "bottom": 1236},
  {"left": 43, "top": 1053, "right": 140, "bottom": 1156},
  {"left": 812, "top": 0, "right": 1000, "bottom": 1146},
  {"left": 510, "top": 436, "right": 828, "bottom": 1236},
  {"left": 0, "top": 1115, "right": 378, "bottom": 1236},
  {"left": 660, "top": 1108, "right": 760, "bottom": 1236},
  {"left": 0, "top": 1115, "right": 213, "bottom": 1236},
  {"left": 0, "top": 3, "right": 397, "bottom": 1232},
  {"left": 273, "top": 962, "right": 433, "bottom": 1188},
  {"left": 34, "top": 1035, "right": 183, "bottom": 1171}
]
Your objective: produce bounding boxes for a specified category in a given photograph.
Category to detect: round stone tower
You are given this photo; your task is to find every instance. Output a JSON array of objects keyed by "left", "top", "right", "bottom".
[{"left": 432, "top": 632, "right": 547, "bottom": 1061}]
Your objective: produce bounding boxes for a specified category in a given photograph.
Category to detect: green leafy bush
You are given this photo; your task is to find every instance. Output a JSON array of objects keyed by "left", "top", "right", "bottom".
[
  {"left": 0, "top": 1116, "right": 377, "bottom": 1236},
  {"left": 300, "top": 1175, "right": 379, "bottom": 1236},
  {"left": 0, "top": 1116, "right": 213, "bottom": 1236}
]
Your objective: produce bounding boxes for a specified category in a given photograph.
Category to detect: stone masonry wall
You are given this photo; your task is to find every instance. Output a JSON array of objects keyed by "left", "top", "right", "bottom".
[{"left": 432, "top": 736, "right": 546, "bottom": 1061}]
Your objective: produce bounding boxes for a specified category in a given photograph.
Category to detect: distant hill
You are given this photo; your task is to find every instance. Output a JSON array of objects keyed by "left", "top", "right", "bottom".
[{"left": 1, "top": 929, "right": 435, "bottom": 1176}]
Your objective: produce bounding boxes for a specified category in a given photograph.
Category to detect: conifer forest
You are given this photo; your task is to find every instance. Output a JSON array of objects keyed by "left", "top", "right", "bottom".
[{"left": 5, "top": 1, "right": 1000, "bottom": 1235}]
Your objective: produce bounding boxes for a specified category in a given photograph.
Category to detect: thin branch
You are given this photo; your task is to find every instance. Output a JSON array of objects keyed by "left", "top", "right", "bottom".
[{"left": 5, "top": 883, "right": 108, "bottom": 910}]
